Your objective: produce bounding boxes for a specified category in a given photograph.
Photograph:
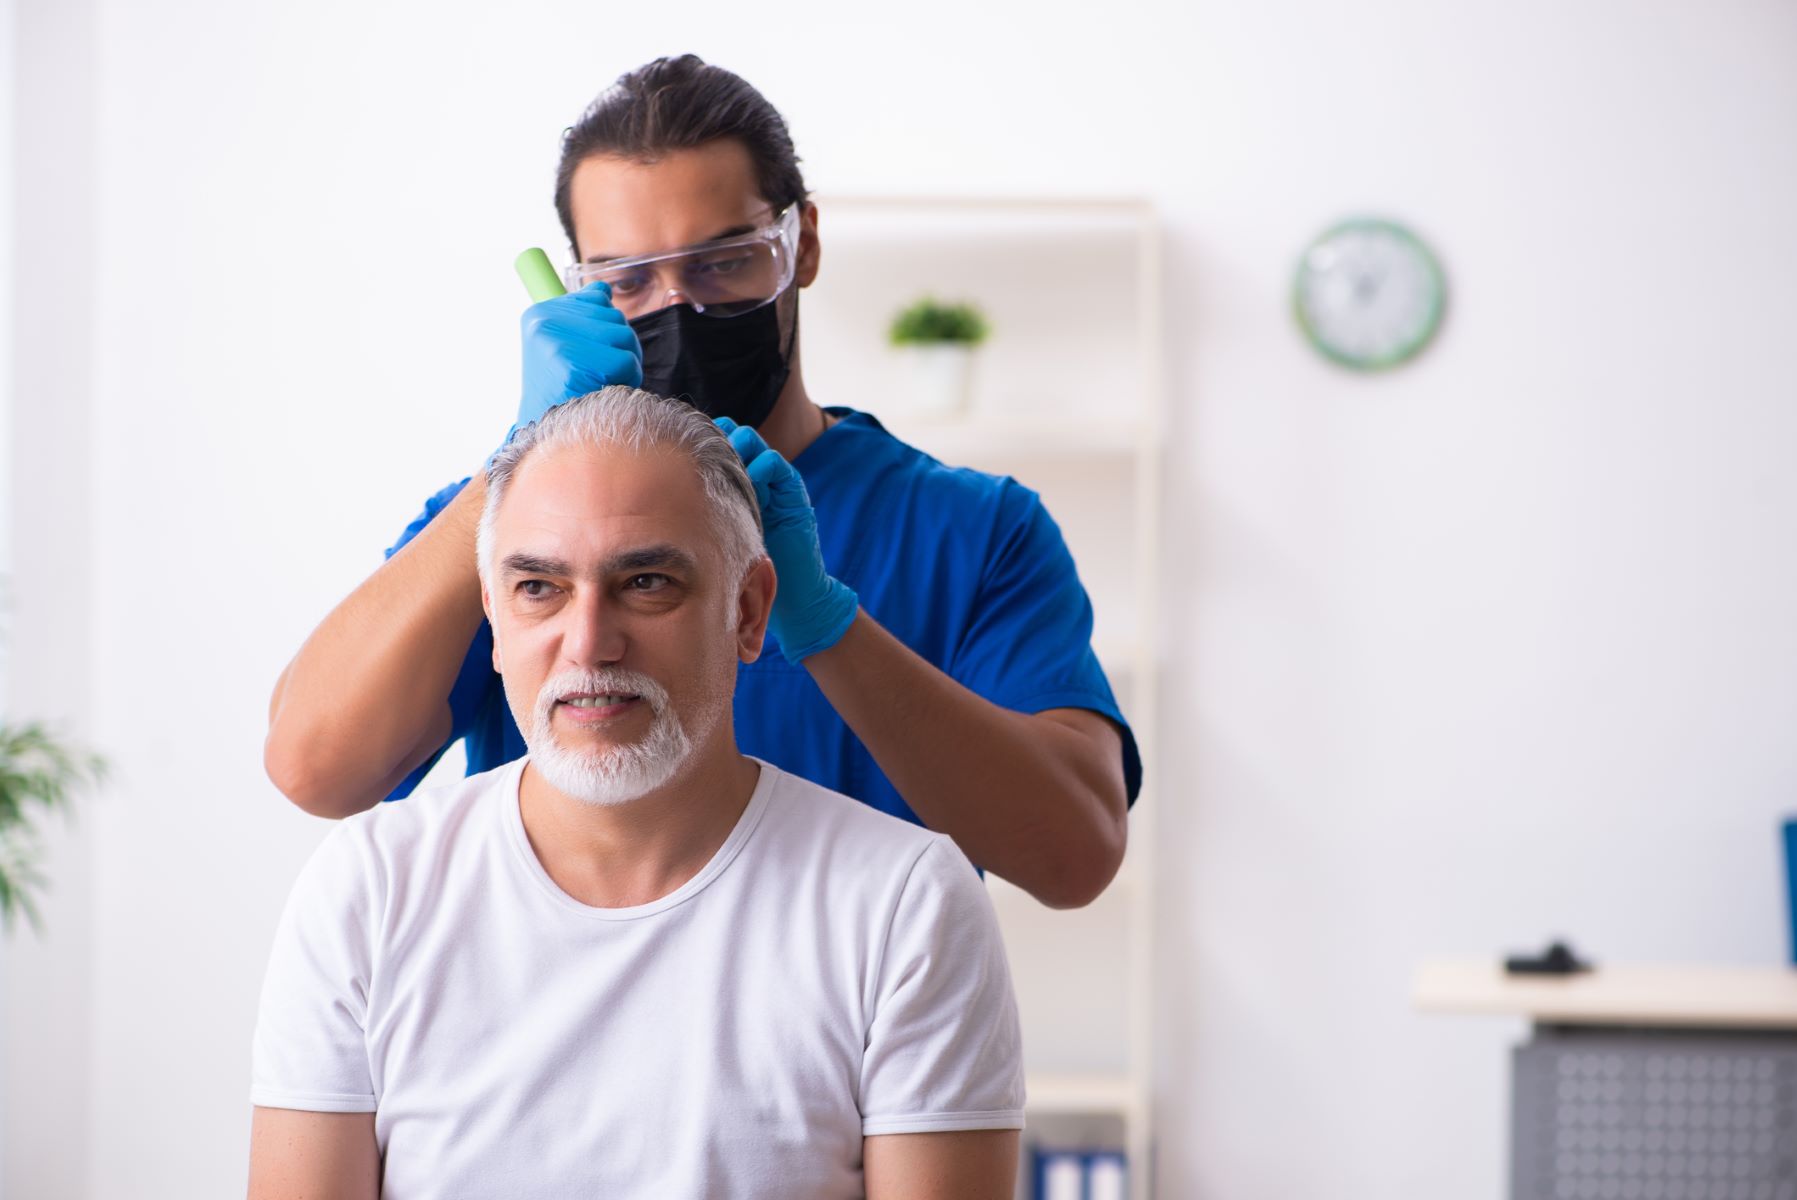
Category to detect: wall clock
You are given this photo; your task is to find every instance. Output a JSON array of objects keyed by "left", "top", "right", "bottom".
[{"left": 1293, "top": 217, "right": 1446, "bottom": 370}]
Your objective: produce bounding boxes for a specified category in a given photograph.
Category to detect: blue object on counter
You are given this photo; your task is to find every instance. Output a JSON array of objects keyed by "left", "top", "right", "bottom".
[
  {"left": 1784, "top": 819, "right": 1797, "bottom": 964},
  {"left": 1031, "top": 1148, "right": 1127, "bottom": 1200}
]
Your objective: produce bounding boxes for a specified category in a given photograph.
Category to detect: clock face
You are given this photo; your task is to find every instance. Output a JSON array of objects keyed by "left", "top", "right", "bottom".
[{"left": 1293, "top": 218, "right": 1445, "bottom": 370}]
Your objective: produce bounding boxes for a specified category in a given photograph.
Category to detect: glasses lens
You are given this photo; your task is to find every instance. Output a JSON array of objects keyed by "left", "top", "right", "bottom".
[{"left": 568, "top": 231, "right": 792, "bottom": 319}]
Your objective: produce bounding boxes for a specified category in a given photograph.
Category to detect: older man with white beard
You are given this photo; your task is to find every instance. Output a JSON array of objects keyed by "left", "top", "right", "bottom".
[{"left": 246, "top": 387, "right": 1025, "bottom": 1200}]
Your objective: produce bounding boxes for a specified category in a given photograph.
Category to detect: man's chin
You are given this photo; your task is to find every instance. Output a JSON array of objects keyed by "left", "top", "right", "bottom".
[
  {"left": 544, "top": 729, "right": 647, "bottom": 762},
  {"left": 531, "top": 735, "right": 690, "bottom": 809},
  {"left": 541, "top": 740, "right": 655, "bottom": 781}
]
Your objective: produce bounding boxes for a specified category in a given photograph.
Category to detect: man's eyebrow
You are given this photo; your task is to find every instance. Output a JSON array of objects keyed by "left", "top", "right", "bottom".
[
  {"left": 602, "top": 544, "right": 700, "bottom": 575},
  {"left": 583, "top": 224, "right": 758, "bottom": 266},
  {"left": 499, "top": 552, "right": 574, "bottom": 578},
  {"left": 499, "top": 546, "right": 700, "bottom": 578}
]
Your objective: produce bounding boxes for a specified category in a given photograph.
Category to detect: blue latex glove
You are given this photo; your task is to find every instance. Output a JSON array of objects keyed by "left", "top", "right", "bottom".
[
  {"left": 717, "top": 418, "right": 860, "bottom": 664},
  {"left": 502, "top": 282, "right": 643, "bottom": 455}
]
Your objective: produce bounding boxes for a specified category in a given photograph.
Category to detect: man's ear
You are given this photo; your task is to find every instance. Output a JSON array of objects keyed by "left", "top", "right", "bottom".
[
  {"left": 795, "top": 202, "right": 820, "bottom": 289},
  {"left": 735, "top": 556, "right": 777, "bottom": 663},
  {"left": 482, "top": 582, "right": 502, "bottom": 673}
]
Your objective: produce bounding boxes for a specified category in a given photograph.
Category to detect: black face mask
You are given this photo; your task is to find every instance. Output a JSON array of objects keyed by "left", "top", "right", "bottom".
[{"left": 630, "top": 299, "right": 794, "bottom": 428}]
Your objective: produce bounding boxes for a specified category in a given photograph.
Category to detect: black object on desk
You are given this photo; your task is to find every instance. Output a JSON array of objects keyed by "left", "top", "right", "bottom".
[{"left": 1504, "top": 939, "right": 1593, "bottom": 976}]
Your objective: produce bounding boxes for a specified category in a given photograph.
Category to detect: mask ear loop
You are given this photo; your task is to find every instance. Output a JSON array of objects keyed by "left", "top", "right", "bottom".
[
  {"left": 779, "top": 275, "right": 800, "bottom": 361},
  {"left": 769, "top": 230, "right": 800, "bottom": 362}
]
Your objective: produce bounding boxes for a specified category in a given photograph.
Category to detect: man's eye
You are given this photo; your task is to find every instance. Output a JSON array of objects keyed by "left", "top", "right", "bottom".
[
  {"left": 625, "top": 573, "right": 672, "bottom": 592},
  {"left": 606, "top": 269, "right": 650, "bottom": 296},
  {"left": 689, "top": 252, "right": 751, "bottom": 279},
  {"left": 516, "top": 580, "right": 558, "bottom": 601}
]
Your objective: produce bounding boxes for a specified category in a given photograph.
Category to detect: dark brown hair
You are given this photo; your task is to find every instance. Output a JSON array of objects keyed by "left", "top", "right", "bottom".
[{"left": 554, "top": 55, "right": 809, "bottom": 253}]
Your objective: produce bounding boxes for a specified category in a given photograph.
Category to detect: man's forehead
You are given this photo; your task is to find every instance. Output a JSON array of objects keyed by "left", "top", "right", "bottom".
[
  {"left": 569, "top": 142, "right": 770, "bottom": 260},
  {"left": 494, "top": 443, "right": 717, "bottom": 567}
]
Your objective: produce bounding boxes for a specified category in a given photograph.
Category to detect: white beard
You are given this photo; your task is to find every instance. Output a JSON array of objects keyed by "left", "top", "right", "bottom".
[{"left": 526, "top": 666, "right": 696, "bottom": 807}]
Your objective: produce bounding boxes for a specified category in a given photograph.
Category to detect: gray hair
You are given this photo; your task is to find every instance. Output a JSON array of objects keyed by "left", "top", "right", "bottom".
[{"left": 476, "top": 386, "right": 764, "bottom": 586}]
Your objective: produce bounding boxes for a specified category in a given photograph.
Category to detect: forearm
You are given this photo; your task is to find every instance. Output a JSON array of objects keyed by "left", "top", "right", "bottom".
[
  {"left": 266, "top": 473, "right": 488, "bottom": 818},
  {"left": 804, "top": 613, "right": 1127, "bottom": 908}
]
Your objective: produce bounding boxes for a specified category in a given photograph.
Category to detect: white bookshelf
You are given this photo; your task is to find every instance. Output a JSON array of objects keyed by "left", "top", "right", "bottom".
[
  {"left": 807, "top": 195, "right": 1163, "bottom": 1200},
  {"left": 876, "top": 414, "right": 1144, "bottom": 461}
]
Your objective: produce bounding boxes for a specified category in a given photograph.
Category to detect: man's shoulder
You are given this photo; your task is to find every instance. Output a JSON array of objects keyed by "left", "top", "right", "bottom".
[
  {"left": 335, "top": 761, "right": 511, "bottom": 861},
  {"left": 286, "top": 763, "right": 511, "bottom": 925},
  {"left": 833, "top": 411, "right": 1016, "bottom": 488},
  {"left": 753, "top": 761, "right": 952, "bottom": 877},
  {"left": 816, "top": 411, "right": 1039, "bottom": 535}
]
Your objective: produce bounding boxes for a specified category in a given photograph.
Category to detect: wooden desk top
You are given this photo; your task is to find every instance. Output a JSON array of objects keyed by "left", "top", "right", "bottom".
[{"left": 1413, "top": 960, "right": 1797, "bottom": 1030}]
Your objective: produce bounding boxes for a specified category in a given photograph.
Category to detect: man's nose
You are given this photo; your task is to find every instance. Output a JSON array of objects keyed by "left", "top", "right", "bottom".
[
  {"left": 642, "top": 264, "right": 700, "bottom": 315},
  {"left": 558, "top": 590, "right": 627, "bottom": 667},
  {"left": 641, "top": 287, "right": 696, "bottom": 315}
]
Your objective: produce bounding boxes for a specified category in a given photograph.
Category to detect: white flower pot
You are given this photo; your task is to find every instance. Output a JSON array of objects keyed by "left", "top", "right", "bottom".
[{"left": 891, "top": 343, "right": 977, "bottom": 420}]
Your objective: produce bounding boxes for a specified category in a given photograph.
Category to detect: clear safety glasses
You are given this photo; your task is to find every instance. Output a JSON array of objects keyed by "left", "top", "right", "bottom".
[{"left": 564, "top": 205, "right": 801, "bottom": 320}]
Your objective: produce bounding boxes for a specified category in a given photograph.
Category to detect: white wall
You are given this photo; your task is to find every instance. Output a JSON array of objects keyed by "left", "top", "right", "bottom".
[
  {"left": 4, "top": 1, "right": 100, "bottom": 1197},
  {"left": 0, "top": 0, "right": 10, "bottom": 1176},
  {"left": 7, "top": 1, "right": 1797, "bottom": 1196},
  {"left": 1161, "top": 5, "right": 1797, "bottom": 1194}
]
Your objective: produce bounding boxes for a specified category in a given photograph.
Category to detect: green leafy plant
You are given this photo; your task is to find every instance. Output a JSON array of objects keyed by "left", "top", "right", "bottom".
[
  {"left": 0, "top": 722, "right": 105, "bottom": 931},
  {"left": 888, "top": 297, "right": 990, "bottom": 347}
]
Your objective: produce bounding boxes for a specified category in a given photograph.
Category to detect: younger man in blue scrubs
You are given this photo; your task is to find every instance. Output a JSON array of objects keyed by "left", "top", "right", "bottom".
[{"left": 265, "top": 55, "right": 1140, "bottom": 909}]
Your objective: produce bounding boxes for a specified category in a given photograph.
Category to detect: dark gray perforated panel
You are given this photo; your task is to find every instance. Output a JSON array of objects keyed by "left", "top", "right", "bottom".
[{"left": 1512, "top": 1029, "right": 1797, "bottom": 1200}]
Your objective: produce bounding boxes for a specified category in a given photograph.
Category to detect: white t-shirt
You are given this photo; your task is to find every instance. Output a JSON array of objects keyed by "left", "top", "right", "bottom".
[{"left": 252, "top": 758, "right": 1024, "bottom": 1199}]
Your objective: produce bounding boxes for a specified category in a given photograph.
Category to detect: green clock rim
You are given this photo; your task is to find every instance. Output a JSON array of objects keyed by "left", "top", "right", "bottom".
[{"left": 1291, "top": 216, "right": 1447, "bottom": 372}]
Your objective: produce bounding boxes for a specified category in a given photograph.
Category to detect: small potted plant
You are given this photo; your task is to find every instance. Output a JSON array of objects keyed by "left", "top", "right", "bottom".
[
  {"left": 0, "top": 721, "right": 105, "bottom": 931},
  {"left": 887, "top": 297, "right": 990, "bottom": 418}
]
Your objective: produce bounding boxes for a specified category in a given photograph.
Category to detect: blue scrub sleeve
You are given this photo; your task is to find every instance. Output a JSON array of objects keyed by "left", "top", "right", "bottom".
[
  {"left": 380, "top": 477, "right": 500, "bottom": 801},
  {"left": 949, "top": 483, "right": 1143, "bottom": 804}
]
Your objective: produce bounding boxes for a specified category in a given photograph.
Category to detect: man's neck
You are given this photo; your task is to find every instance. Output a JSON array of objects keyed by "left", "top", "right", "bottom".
[
  {"left": 518, "top": 743, "right": 761, "bottom": 909},
  {"left": 754, "top": 362, "right": 835, "bottom": 462}
]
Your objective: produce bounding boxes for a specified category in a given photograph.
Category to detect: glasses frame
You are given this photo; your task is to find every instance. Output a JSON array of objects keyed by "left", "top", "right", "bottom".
[{"left": 563, "top": 204, "right": 803, "bottom": 317}]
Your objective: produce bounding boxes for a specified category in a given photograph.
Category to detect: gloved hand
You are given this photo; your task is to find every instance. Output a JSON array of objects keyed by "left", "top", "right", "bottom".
[
  {"left": 500, "top": 282, "right": 643, "bottom": 459},
  {"left": 717, "top": 418, "right": 859, "bottom": 664}
]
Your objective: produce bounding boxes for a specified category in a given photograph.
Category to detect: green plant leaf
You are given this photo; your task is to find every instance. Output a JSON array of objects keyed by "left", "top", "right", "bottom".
[
  {"left": 0, "top": 721, "right": 107, "bottom": 934},
  {"left": 888, "top": 297, "right": 990, "bottom": 346},
  {"left": 0, "top": 829, "right": 48, "bottom": 933}
]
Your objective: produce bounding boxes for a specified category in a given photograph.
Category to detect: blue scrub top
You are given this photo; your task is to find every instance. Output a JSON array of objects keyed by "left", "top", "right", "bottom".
[{"left": 384, "top": 408, "right": 1142, "bottom": 827}]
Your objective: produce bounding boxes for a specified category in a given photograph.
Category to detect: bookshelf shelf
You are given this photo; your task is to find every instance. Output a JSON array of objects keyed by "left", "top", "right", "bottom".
[
  {"left": 1025, "top": 1073, "right": 1142, "bottom": 1116},
  {"left": 878, "top": 415, "right": 1144, "bottom": 464}
]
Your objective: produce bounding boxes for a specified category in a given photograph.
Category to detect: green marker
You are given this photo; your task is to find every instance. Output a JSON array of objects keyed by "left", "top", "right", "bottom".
[{"left": 514, "top": 247, "right": 566, "bottom": 303}]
